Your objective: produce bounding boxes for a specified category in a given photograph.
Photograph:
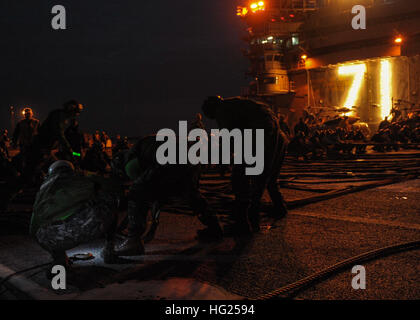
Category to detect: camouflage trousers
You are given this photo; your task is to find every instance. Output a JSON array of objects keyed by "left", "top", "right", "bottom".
[{"left": 35, "top": 193, "right": 117, "bottom": 254}]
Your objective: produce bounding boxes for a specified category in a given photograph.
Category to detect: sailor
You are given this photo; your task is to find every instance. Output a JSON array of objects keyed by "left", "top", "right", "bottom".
[
  {"left": 112, "top": 134, "right": 130, "bottom": 155},
  {"left": 0, "top": 144, "right": 20, "bottom": 212},
  {"left": 65, "top": 119, "right": 86, "bottom": 156},
  {"left": 82, "top": 136, "right": 110, "bottom": 174},
  {"left": 112, "top": 135, "right": 223, "bottom": 256},
  {"left": 189, "top": 113, "right": 206, "bottom": 131},
  {"left": 23, "top": 100, "right": 83, "bottom": 182},
  {"left": 12, "top": 107, "right": 40, "bottom": 155},
  {"left": 202, "top": 96, "right": 288, "bottom": 235},
  {"left": 379, "top": 117, "right": 390, "bottom": 130},
  {"left": 278, "top": 115, "right": 291, "bottom": 137},
  {"left": 37, "top": 100, "right": 83, "bottom": 158},
  {"left": 294, "top": 117, "right": 309, "bottom": 137},
  {"left": 30, "top": 160, "right": 122, "bottom": 272},
  {"left": 0, "top": 129, "right": 10, "bottom": 159}
]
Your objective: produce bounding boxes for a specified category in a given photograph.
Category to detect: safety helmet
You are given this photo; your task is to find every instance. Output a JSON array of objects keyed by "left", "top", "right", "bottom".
[
  {"left": 47, "top": 160, "right": 75, "bottom": 177},
  {"left": 23, "top": 107, "right": 33, "bottom": 117},
  {"left": 63, "top": 100, "right": 84, "bottom": 113}
]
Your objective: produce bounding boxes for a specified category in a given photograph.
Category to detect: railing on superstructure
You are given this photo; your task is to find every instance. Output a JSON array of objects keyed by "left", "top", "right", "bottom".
[{"left": 272, "top": 0, "right": 319, "bottom": 12}]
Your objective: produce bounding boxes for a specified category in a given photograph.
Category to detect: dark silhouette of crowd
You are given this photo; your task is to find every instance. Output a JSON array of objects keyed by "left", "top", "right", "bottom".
[
  {"left": 286, "top": 109, "right": 420, "bottom": 161},
  {"left": 372, "top": 113, "right": 420, "bottom": 152},
  {"left": 287, "top": 114, "right": 370, "bottom": 160},
  {"left": 1, "top": 103, "right": 131, "bottom": 186},
  {"left": 1, "top": 98, "right": 419, "bottom": 274}
]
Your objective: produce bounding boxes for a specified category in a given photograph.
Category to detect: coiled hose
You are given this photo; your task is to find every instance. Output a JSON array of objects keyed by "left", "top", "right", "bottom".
[{"left": 254, "top": 240, "right": 420, "bottom": 300}]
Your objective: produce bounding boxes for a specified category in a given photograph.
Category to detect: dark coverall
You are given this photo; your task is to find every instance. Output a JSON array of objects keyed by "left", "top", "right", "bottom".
[
  {"left": 65, "top": 121, "right": 85, "bottom": 155},
  {"left": 23, "top": 109, "right": 76, "bottom": 181},
  {"left": 0, "top": 151, "right": 20, "bottom": 211},
  {"left": 278, "top": 118, "right": 291, "bottom": 137},
  {"left": 13, "top": 118, "right": 40, "bottom": 153},
  {"left": 36, "top": 109, "right": 75, "bottom": 155},
  {"left": 0, "top": 131, "right": 10, "bottom": 159},
  {"left": 294, "top": 118, "right": 309, "bottom": 137},
  {"left": 121, "top": 135, "right": 221, "bottom": 243},
  {"left": 202, "top": 97, "right": 288, "bottom": 233}
]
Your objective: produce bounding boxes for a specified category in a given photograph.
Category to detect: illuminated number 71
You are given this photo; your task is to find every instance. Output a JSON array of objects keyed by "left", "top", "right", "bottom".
[{"left": 338, "top": 60, "right": 392, "bottom": 118}]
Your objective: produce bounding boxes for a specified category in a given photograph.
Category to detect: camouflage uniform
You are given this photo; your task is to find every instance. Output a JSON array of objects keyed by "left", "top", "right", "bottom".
[
  {"left": 35, "top": 193, "right": 117, "bottom": 253},
  {"left": 30, "top": 172, "right": 121, "bottom": 264}
]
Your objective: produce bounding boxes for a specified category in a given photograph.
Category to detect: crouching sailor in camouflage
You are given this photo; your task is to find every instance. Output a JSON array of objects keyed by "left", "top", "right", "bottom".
[
  {"left": 111, "top": 135, "right": 223, "bottom": 257},
  {"left": 29, "top": 161, "right": 121, "bottom": 271}
]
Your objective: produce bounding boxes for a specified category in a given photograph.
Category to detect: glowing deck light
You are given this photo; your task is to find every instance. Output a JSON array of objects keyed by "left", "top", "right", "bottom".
[
  {"left": 237, "top": 6, "right": 249, "bottom": 16},
  {"left": 394, "top": 37, "right": 403, "bottom": 44},
  {"left": 249, "top": 1, "right": 265, "bottom": 13},
  {"left": 338, "top": 63, "right": 366, "bottom": 114},
  {"left": 301, "top": 54, "right": 307, "bottom": 60},
  {"left": 380, "top": 60, "right": 392, "bottom": 119}
]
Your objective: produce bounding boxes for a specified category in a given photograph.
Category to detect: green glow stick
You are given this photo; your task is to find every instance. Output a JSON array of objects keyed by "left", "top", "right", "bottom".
[{"left": 72, "top": 152, "right": 81, "bottom": 157}]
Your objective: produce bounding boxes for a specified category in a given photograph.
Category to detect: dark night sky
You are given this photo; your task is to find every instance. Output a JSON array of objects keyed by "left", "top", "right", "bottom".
[{"left": 0, "top": 1, "right": 248, "bottom": 136}]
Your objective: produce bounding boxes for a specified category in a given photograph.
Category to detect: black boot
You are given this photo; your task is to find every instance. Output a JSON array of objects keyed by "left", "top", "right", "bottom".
[
  {"left": 269, "top": 192, "right": 288, "bottom": 218},
  {"left": 232, "top": 204, "right": 253, "bottom": 237},
  {"left": 101, "top": 240, "right": 119, "bottom": 263},
  {"left": 272, "top": 199, "right": 288, "bottom": 218}
]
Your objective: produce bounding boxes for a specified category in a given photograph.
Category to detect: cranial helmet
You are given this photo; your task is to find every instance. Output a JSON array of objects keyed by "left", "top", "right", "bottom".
[
  {"left": 23, "top": 107, "right": 33, "bottom": 118},
  {"left": 63, "top": 100, "right": 84, "bottom": 113},
  {"left": 47, "top": 160, "right": 75, "bottom": 177}
]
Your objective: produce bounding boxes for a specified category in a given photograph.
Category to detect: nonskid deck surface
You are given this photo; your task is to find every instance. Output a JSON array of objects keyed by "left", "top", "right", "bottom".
[{"left": 0, "top": 150, "right": 419, "bottom": 300}]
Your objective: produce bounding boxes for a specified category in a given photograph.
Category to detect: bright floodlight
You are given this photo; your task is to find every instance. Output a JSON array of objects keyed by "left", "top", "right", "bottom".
[
  {"left": 338, "top": 63, "right": 366, "bottom": 113},
  {"left": 380, "top": 60, "right": 392, "bottom": 119}
]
